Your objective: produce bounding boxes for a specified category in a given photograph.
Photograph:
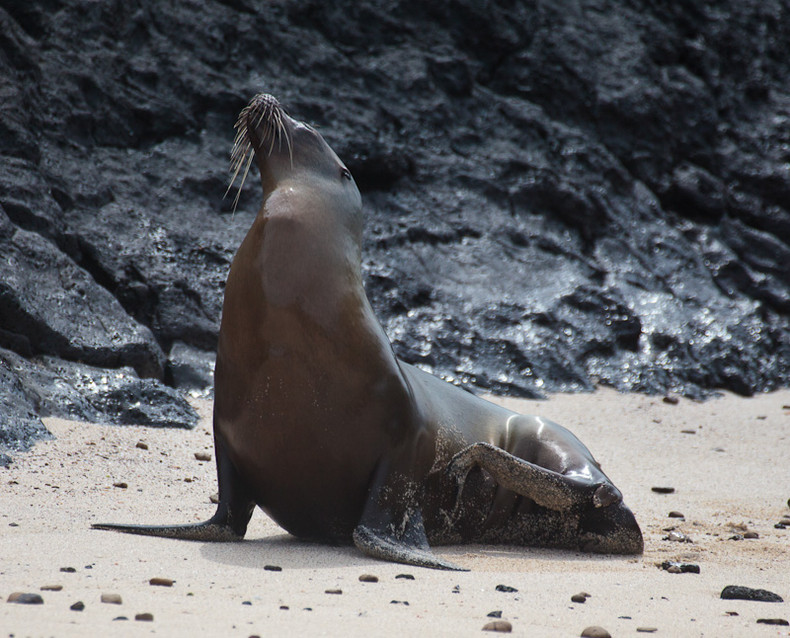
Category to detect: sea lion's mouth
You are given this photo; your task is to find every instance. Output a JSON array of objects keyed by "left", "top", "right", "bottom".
[{"left": 226, "top": 93, "right": 292, "bottom": 210}]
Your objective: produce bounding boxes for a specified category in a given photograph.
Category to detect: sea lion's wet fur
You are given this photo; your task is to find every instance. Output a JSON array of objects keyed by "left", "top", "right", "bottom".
[{"left": 93, "top": 93, "right": 643, "bottom": 569}]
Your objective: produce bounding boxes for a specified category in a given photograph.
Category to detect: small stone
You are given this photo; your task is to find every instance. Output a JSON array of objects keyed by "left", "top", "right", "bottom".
[
  {"left": 495, "top": 584, "right": 518, "bottom": 593},
  {"left": 149, "top": 577, "right": 174, "bottom": 587},
  {"left": 581, "top": 626, "right": 611, "bottom": 638},
  {"left": 390, "top": 600, "right": 409, "bottom": 605},
  {"left": 280, "top": 605, "right": 289, "bottom": 610},
  {"left": 487, "top": 611, "right": 503, "bottom": 618},
  {"left": 743, "top": 531, "right": 759, "bottom": 539},
  {"left": 725, "top": 611, "right": 739, "bottom": 616},
  {"left": 9, "top": 522, "right": 19, "bottom": 527},
  {"left": 482, "top": 620, "right": 512, "bottom": 632},
  {"left": 40, "top": 584, "right": 63, "bottom": 591},
  {"left": 7, "top": 592, "right": 44, "bottom": 604},
  {"left": 652, "top": 486, "right": 675, "bottom": 494},
  {"left": 668, "top": 511, "right": 684, "bottom": 518},
  {"left": 571, "top": 593, "right": 587, "bottom": 603},
  {"left": 195, "top": 452, "right": 211, "bottom": 462},
  {"left": 664, "top": 531, "right": 692, "bottom": 543},
  {"left": 358, "top": 574, "right": 378, "bottom": 583},
  {"left": 325, "top": 588, "right": 342, "bottom": 594},
  {"left": 452, "top": 585, "right": 461, "bottom": 593},
  {"left": 660, "top": 561, "right": 700, "bottom": 574},
  {"left": 135, "top": 613, "right": 154, "bottom": 621},
  {"left": 60, "top": 567, "right": 77, "bottom": 573},
  {"left": 757, "top": 619, "right": 789, "bottom": 626},
  {"left": 113, "top": 616, "right": 128, "bottom": 621},
  {"left": 242, "top": 601, "right": 252, "bottom": 605},
  {"left": 775, "top": 523, "right": 786, "bottom": 529},
  {"left": 720, "top": 586, "right": 783, "bottom": 602},
  {"left": 264, "top": 565, "right": 282, "bottom": 572},
  {"left": 662, "top": 395, "right": 679, "bottom": 404},
  {"left": 70, "top": 601, "right": 85, "bottom": 611},
  {"left": 113, "top": 482, "right": 128, "bottom": 489},
  {"left": 395, "top": 573, "right": 415, "bottom": 580},
  {"left": 729, "top": 534, "right": 744, "bottom": 541},
  {"left": 637, "top": 629, "right": 658, "bottom": 633},
  {"left": 101, "top": 593, "right": 123, "bottom": 604},
  {"left": 779, "top": 518, "right": 790, "bottom": 526},
  {"left": 136, "top": 441, "right": 149, "bottom": 450},
  {"left": 209, "top": 492, "right": 219, "bottom": 504},
  {"left": 680, "top": 429, "right": 696, "bottom": 434}
]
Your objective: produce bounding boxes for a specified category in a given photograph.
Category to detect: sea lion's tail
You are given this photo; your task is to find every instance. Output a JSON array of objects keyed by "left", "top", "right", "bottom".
[{"left": 91, "top": 518, "right": 243, "bottom": 542}]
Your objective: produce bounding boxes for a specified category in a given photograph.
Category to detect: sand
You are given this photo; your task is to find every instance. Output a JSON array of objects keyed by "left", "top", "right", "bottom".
[{"left": 2, "top": 387, "right": 789, "bottom": 637}]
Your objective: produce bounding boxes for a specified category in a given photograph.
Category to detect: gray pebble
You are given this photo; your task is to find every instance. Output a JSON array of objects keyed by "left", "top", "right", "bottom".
[
  {"left": 482, "top": 620, "right": 512, "bottom": 632},
  {"left": 40, "top": 584, "right": 62, "bottom": 591},
  {"left": 7, "top": 592, "right": 44, "bottom": 604},
  {"left": 135, "top": 613, "right": 154, "bottom": 621},
  {"left": 495, "top": 584, "right": 518, "bottom": 593},
  {"left": 581, "top": 626, "right": 611, "bottom": 638},
  {"left": 395, "top": 573, "right": 415, "bottom": 580},
  {"left": 195, "top": 452, "right": 211, "bottom": 462},
  {"left": 149, "top": 577, "right": 174, "bottom": 587},
  {"left": 571, "top": 593, "right": 587, "bottom": 603},
  {"left": 487, "top": 611, "right": 503, "bottom": 618},
  {"left": 652, "top": 487, "right": 675, "bottom": 494},
  {"left": 325, "top": 589, "right": 342, "bottom": 595},
  {"left": 101, "top": 593, "right": 123, "bottom": 604},
  {"left": 70, "top": 601, "right": 85, "bottom": 611},
  {"left": 264, "top": 565, "right": 282, "bottom": 571},
  {"left": 358, "top": 574, "right": 378, "bottom": 583}
]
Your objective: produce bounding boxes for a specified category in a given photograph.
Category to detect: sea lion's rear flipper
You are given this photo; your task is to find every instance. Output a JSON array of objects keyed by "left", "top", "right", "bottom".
[
  {"left": 353, "top": 460, "right": 468, "bottom": 571},
  {"left": 447, "top": 442, "right": 621, "bottom": 512},
  {"left": 92, "top": 431, "right": 255, "bottom": 542}
]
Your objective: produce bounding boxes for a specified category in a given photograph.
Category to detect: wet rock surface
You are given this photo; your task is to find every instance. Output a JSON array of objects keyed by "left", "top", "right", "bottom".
[{"left": 2, "top": 1, "right": 790, "bottom": 460}]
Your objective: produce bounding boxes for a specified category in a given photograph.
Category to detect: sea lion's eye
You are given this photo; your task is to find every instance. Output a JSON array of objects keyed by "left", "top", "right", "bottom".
[{"left": 341, "top": 167, "right": 352, "bottom": 181}]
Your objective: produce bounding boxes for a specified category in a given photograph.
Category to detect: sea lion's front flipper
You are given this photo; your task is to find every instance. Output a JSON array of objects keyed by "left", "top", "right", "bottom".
[
  {"left": 92, "top": 431, "right": 255, "bottom": 542},
  {"left": 353, "top": 460, "right": 467, "bottom": 571},
  {"left": 447, "top": 442, "right": 620, "bottom": 512}
]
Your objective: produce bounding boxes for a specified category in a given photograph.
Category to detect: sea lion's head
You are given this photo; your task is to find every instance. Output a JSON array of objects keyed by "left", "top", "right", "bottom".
[{"left": 227, "top": 93, "right": 359, "bottom": 211}]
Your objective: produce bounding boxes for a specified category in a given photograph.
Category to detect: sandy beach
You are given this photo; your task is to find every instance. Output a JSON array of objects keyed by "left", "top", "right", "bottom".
[{"left": 2, "top": 387, "right": 789, "bottom": 637}]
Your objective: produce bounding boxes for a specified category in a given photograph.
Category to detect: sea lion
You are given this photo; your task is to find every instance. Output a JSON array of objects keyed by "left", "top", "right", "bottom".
[{"left": 94, "top": 94, "right": 643, "bottom": 570}]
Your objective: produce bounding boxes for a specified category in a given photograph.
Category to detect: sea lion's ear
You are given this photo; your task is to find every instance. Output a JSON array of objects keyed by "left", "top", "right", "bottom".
[{"left": 353, "top": 460, "right": 468, "bottom": 571}]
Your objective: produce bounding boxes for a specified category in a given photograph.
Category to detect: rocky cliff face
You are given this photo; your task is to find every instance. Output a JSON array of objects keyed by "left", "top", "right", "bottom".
[{"left": 2, "top": 0, "right": 789, "bottom": 463}]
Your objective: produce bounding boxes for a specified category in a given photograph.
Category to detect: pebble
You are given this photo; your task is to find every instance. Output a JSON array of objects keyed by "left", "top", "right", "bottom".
[
  {"left": 195, "top": 451, "right": 212, "bottom": 462},
  {"left": 209, "top": 493, "right": 219, "bottom": 504},
  {"left": 113, "top": 616, "right": 128, "bottom": 621},
  {"left": 757, "top": 619, "right": 789, "bottom": 626},
  {"left": 581, "top": 626, "right": 611, "bottom": 638},
  {"left": 325, "top": 589, "right": 342, "bottom": 595},
  {"left": 668, "top": 511, "right": 684, "bottom": 518},
  {"left": 495, "top": 584, "right": 518, "bottom": 593},
  {"left": 358, "top": 574, "right": 378, "bottom": 583},
  {"left": 636, "top": 628, "right": 658, "bottom": 633},
  {"left": 40, "top": 584, "right": 63, "bottom": 591},
  {"left": 482, "top": 620, "right": 512, "bottom": 632},
  {"left": 280, "top": 605, "right": 289, "bottom": 610},
  {"left": 242, "top": 601, "right": 251, "bottom": 605},
  {"left": 487, "top": 611, "right": 503, "bottom": 618},
  {"left": 743, "top": 531, "right": 759, "bottom": 539},
  {"left": 660, "top": 561, "right": 700, "bottom": 574},
  {"left": 7, "top": 592, "right": 44, "bottom": 604},
  {"left": 70, "top": 601, "right": 85, "bottom": 611},
  {"left": 60, "top": 567, "right": 77, "bottom": 573},
  {"left": 775, "top": 523, "right": 786, "bottom": 529},
  {"left": 779, "top": 518, "right": 790, "bottom": 525},
  {"left": 720, "top": 586, "right": 783, "bottom": 602},
  {"left": 149, "top": 577, "right": 174, "bottom": 587},
  {"left": 395, "top": 573, "right": 415, "bottom": 580},
  {"left": 136, "top": 441, "right": 149, "bottom": 450},
  {"left": 101, "top": 593, "right": 123, "bottom": 604},
  {"left": 264, "top": 565, "right": 282, "bottom": 572},
  {"left": 571, "top": 593, "right": 588, "bottom": 603},
  {"left": 390, "top": 600, "right": 409, "bottom": 605},
  {"left": 664, "top": 531, "right": 692, "bottom": 543},
  {"left": 135, "top": 613, "right": 154, "bottom": 621},
  {"left": 113, "top": 482, "right": 128, "bottom": 489},
  {"left": 651, "top": 486, "right": 675, "bottom": 494},
  {"left": 662, "top": 395, "right": 679, "bottom": 405},
  {"left": 452, "top": 585, "right": 461, "bottom": 593},
  {"left": 680, "top": 429, "right": 696, "bottom": 434}
]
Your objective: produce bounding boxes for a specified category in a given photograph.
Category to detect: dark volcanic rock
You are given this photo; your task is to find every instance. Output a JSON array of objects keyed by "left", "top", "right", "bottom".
[{"left": 2, "top": 0, "right": 790, "bottom": 458}]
